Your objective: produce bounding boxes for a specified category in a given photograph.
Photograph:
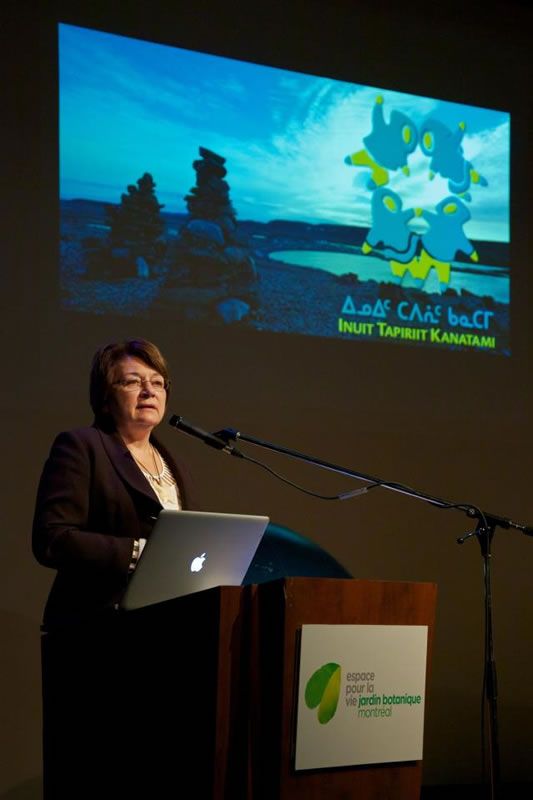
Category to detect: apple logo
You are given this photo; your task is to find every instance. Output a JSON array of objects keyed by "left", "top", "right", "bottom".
[{"left": 190, "top": 552, "right": 207, "bottom": 573}]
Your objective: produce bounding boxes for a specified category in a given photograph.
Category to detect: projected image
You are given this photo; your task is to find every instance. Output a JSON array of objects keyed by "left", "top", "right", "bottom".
[{"left": 59, "top": 23, "right": 511, "bottom": 354}]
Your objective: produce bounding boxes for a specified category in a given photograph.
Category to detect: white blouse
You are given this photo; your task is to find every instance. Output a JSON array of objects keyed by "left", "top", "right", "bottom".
[{"left": 137, "top": 455, "right": 181, "bottom": 511}]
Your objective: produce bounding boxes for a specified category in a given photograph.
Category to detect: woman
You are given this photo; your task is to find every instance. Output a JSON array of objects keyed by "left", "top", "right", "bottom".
[{"left": 32, "top": 338, "right": 194, "bottom": 629}]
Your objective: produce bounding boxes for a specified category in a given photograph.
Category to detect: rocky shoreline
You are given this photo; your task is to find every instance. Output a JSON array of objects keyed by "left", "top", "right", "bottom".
[{"left": 61, "top": 252, "right": 509, "bottom": 355}]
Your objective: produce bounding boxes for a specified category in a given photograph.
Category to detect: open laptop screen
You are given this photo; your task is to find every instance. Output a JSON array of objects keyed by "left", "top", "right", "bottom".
[{"left": 120, "top": 510, "right": 269, "bottom": 611}]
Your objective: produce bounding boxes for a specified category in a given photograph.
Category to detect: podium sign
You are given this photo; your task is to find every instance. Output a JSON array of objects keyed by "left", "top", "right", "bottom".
[{"left": 294, "top": 624, "right": 428, "bottom": 770}]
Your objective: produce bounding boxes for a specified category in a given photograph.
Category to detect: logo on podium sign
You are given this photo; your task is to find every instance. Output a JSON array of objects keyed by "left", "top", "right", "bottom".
[{"left": 304, "top": 662, "right": 341, "bottom": 724}]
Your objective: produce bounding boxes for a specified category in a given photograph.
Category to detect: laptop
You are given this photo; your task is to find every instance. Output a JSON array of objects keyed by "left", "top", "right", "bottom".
[{"left": 120, "top": 509, "right": 269, "bottom": 611}]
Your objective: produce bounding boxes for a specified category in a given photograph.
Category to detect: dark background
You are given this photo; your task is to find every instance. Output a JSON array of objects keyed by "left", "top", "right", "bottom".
[{"left": 2, "top": 0, "right": 531, "bottom": 797}]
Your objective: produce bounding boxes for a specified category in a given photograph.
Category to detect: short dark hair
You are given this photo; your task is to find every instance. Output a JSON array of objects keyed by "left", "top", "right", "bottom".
[{"left": 90, "top": 339, "right": 170, "bottom": 425}]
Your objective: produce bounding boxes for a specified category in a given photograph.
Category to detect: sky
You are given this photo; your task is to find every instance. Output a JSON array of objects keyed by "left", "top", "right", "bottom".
[{"left": 59, "top": 23, "right": 511, "bottom": 242}]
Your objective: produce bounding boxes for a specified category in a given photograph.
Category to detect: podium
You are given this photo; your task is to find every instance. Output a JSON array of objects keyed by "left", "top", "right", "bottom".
[
  {"left": 41, "top": 578, "right": 436, "bottom": 799},
  {"left": 250, "top": 577, "right": 437, "bottom": 799}
]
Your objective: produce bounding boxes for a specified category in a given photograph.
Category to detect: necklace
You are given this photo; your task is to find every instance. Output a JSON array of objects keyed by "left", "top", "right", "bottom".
[{"left": 130, "top": 444, "right": 165, "bottom": 484}]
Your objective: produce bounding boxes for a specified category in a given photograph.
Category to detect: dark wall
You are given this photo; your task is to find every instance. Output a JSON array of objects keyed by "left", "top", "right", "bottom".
[{"left": 2, "top": 0, "right": 532, "bottom": 796}]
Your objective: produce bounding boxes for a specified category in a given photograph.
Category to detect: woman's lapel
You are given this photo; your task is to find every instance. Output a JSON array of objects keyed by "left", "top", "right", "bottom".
[{"left": 97, "top": 428, "right": 161, "bottom": 508}]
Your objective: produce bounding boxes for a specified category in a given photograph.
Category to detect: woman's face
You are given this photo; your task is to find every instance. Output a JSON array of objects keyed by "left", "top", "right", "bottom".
[{"left": 106, "top": 355, "right": 167, "bottom": 436}]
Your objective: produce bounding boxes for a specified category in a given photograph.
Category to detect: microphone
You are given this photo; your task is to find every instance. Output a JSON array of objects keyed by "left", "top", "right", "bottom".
[{"left": 169, "top": 415, "right": 242, "bottom": 456}]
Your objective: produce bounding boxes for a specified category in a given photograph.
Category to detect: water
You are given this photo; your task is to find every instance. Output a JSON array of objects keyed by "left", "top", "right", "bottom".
[{"left": 270, "top": 250, "right": 509, "bottom": 304}]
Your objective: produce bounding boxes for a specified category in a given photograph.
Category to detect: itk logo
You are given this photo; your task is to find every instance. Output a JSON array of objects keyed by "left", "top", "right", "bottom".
[
  {"left": 305, "top": 662, "right": 341, "bottom": 724},
  {"left": 190, "top": 552, "right": 206, "bottom": 573}
]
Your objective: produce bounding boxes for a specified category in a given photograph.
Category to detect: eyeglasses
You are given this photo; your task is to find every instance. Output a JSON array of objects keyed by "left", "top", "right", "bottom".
[{"left": 113, "top": 376, "right": 168, "bottom": 393}]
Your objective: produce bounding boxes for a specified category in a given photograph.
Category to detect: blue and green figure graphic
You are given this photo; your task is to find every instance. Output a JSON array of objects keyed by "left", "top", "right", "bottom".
[
  {"left": 361, "top": 191, "right": 479, "bottom": 288},
  {"left": 362, "top": 187, "right": 420, "bottom": 261},
  {"left": 344, "top": 96, "right": 418, "bottom": 190},
  {"left": 304, "top": 662, "right": 341, "bottom": 724},
  {"left": 346, "top": 96, "right": 485, "bottom": 292},
  {"left": 419, "top": 119, "right": 488, "bottom": 197}
]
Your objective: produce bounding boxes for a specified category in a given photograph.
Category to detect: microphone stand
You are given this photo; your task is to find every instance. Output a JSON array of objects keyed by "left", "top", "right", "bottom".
[{"left": 213, "top": 425, "right": 532, "bottom": 800}]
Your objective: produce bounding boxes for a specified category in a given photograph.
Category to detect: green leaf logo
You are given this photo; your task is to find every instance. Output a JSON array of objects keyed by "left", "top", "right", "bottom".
[{"left": 305, "top": 663, "right": 341, "bottom": 724}]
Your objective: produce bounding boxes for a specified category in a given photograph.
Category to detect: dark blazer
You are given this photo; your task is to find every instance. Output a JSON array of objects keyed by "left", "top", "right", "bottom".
[{"left": 32, "top": 424, "right": 194, "bottom": 628}]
